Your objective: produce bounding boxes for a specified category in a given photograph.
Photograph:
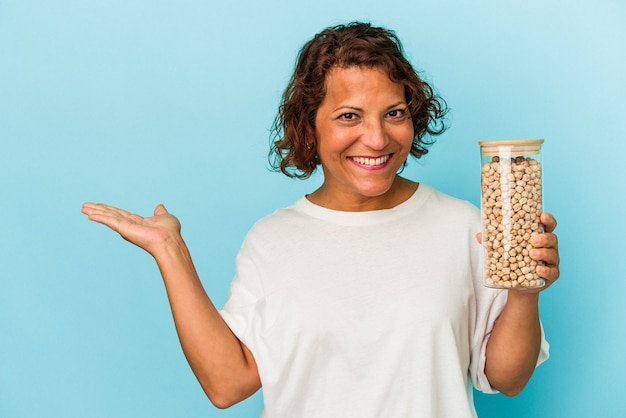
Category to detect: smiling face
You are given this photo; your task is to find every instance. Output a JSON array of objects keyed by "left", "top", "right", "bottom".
[{"left": 309, "top": 66, "right": 415, "bottom": 211}]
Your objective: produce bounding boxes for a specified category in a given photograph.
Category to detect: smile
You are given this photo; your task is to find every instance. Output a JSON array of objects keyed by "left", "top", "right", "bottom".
[{"left": 350, "top": 154, "right": 391, "bottom": 168}]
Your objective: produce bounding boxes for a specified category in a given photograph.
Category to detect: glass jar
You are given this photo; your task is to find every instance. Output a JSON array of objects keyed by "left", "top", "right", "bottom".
[{"left": 479, "top": 139, "right": 545, "bottom": 289}]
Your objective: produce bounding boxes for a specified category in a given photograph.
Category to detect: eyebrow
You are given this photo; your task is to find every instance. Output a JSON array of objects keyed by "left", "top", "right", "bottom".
[{"left": 332, "top": 101, "right": 408, "bottom": 113}]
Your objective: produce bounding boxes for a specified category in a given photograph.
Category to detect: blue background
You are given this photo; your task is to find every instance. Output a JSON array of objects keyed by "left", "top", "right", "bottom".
[{"left": 1, "top": 0, "right": 624, "bottom": 417}]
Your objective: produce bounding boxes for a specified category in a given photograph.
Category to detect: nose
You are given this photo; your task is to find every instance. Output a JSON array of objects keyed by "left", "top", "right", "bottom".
[{"left": 361, "top": 118, "right": 389, "bottom": 150}]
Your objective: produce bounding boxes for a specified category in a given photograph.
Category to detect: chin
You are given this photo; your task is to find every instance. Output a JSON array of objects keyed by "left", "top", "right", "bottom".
[{"left": 355, "top": 182, "right": 396, "bottom": 197}]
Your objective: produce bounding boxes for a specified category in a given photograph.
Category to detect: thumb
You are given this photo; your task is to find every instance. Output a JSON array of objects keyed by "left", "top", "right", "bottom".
[
  {"left": 475, "top": 232, "right": 483, "bottom": 244},
  {"left": 154, "top": 204, "right": 168, "bottom": 215}
]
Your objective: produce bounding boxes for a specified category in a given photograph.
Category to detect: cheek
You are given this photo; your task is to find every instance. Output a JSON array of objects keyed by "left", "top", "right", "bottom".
[
  {"left": 316, "top": 129, "right": 351, "bottom": 155},
  {"left": 396, "top": 124, "right": 415, "bottom": 150}
]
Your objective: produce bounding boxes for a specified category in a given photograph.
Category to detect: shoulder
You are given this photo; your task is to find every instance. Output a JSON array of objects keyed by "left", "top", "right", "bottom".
[
  {"left": 420, "top": 184, "right": 479, "bottom": 220},
  {"left": 242, "top": 197, "right": 310, "bottom": 243}
]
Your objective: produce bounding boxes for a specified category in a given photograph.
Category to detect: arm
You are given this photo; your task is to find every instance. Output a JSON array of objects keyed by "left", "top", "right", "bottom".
[
  {"left": 81, "top": 203, "right": 261, "bottom": 408},
  {"left": 484, "top": 212, "right": 560, "bottom": 396}
]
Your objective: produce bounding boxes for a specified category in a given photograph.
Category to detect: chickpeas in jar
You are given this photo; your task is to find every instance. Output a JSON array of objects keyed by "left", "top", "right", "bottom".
[{"left": 479, "top": 139, "right": 545, "bottom": 289}]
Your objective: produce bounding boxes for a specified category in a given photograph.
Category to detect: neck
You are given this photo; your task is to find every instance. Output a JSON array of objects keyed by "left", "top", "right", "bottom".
[{"left": 307, "top": 176, "right": 418, "bottom": 212}]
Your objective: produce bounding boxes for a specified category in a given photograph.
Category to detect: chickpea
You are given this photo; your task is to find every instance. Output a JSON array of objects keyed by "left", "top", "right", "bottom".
[{"left": 481, "top": 156, "right": 545, "bottom": 288}]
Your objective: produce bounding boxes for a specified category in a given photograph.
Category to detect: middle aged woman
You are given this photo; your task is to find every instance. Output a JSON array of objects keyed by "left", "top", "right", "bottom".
[{"left": 82, "top": 22, "right": 560, "bottom": 418}]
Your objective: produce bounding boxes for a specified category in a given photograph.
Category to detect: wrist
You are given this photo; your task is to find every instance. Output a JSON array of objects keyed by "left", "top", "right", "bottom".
[
  {"left": 151, "top": 232, "right": 189, "bottom": 261},
  {"left": 506, "top": 289, "right": 540, "bottom": 307}
]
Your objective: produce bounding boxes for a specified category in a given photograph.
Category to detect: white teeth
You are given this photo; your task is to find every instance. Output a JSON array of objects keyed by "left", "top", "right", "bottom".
[{"left": 352, "top": 155, "right": 390, "bottom": 166}]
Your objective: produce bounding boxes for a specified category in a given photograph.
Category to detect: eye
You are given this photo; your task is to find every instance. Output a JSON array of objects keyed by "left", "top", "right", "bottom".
[
  {"left": 338, "top": 112, "right": 358, "bottom": 121},
  {"left": 387, "top": 108, "right": 408, "bottom": 119}
]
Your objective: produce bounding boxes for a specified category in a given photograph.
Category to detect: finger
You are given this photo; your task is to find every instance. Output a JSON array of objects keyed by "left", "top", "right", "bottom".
[
  {"left": 82, "top": 202, "right": 121, "bottom": 216},
  {"left": 535, "top": 263, "right": 560, "bottom": 282},
  {"left": 540, "top": 212, "right": 557, "bottom": 233},
  {"left": 83, "top": 203, "right": 143, "bottom": 223},
  {"left": 84, "top": 210, "right": 125, "bottom": 231},
  {"left": 154, "top": 204, "right": 168, "bottom": 216},
  {"left": 530, "top": 247, "right": 560, "bottom": 267},
  {"left": 81, "top": 202, "right": 101, "bottom": 215},
  {"left": 113, "top": 207, "right": 145, "bottom": 223},
  {"left": 82, "top": 204, "right": 143, "bottom": 233},
  {"left": 82, "top": 203, "right": 116, "bottom": 220},
  {"left": 530, "top": 231, "right": 558, "bottom": 249},
  {"left": 475, "top": 232, "right": 482, "bottom": 244}
]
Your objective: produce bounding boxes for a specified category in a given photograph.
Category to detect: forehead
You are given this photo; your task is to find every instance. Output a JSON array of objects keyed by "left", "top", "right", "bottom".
[{"left": 322, "top": 66, "right": 405, "bottom": 102}]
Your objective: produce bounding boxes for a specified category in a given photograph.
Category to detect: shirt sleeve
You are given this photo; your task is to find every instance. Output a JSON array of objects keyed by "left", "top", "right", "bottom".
[
  {"left": 469, "top": 287, "right": 550, "bottom": 394},
  {"left": 219, "top": 236, "right": 265, "bottom": 348}
]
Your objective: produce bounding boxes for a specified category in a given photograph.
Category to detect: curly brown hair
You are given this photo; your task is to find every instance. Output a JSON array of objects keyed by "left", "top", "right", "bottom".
[{"left": 269, "top": 21, "right": 448, "bottom": 179}]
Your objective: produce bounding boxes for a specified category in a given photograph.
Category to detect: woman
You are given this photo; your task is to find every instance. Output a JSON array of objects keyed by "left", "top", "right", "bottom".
[{"left": 82, "top": 22, "right": 560, "bottom": 417}]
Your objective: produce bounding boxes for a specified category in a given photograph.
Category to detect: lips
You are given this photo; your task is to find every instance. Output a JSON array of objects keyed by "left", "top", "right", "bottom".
[{"left": 350, "top": 154, "right": 391, "bottom": 168}]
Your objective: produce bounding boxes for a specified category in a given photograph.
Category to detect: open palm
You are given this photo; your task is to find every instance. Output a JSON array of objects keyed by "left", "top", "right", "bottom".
[{"left": 82, "top": 202, "right": 181, "bottom": 255}]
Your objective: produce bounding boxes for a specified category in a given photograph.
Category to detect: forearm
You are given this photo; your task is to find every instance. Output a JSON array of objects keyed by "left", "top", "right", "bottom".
[
  {"left": 81, "top": 202, "right": 260, "bottom": 406},
  {"left": 485, "top": 291, "right": 542, "bottom": 396},
  {"left": 153, "top": 236, "right": 260, "bottom": 408}
]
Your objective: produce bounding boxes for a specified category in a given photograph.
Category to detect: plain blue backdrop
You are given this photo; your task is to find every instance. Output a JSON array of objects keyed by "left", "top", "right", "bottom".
[{"left": 1, "top": 0, "right": 625, "bottom": 417}]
